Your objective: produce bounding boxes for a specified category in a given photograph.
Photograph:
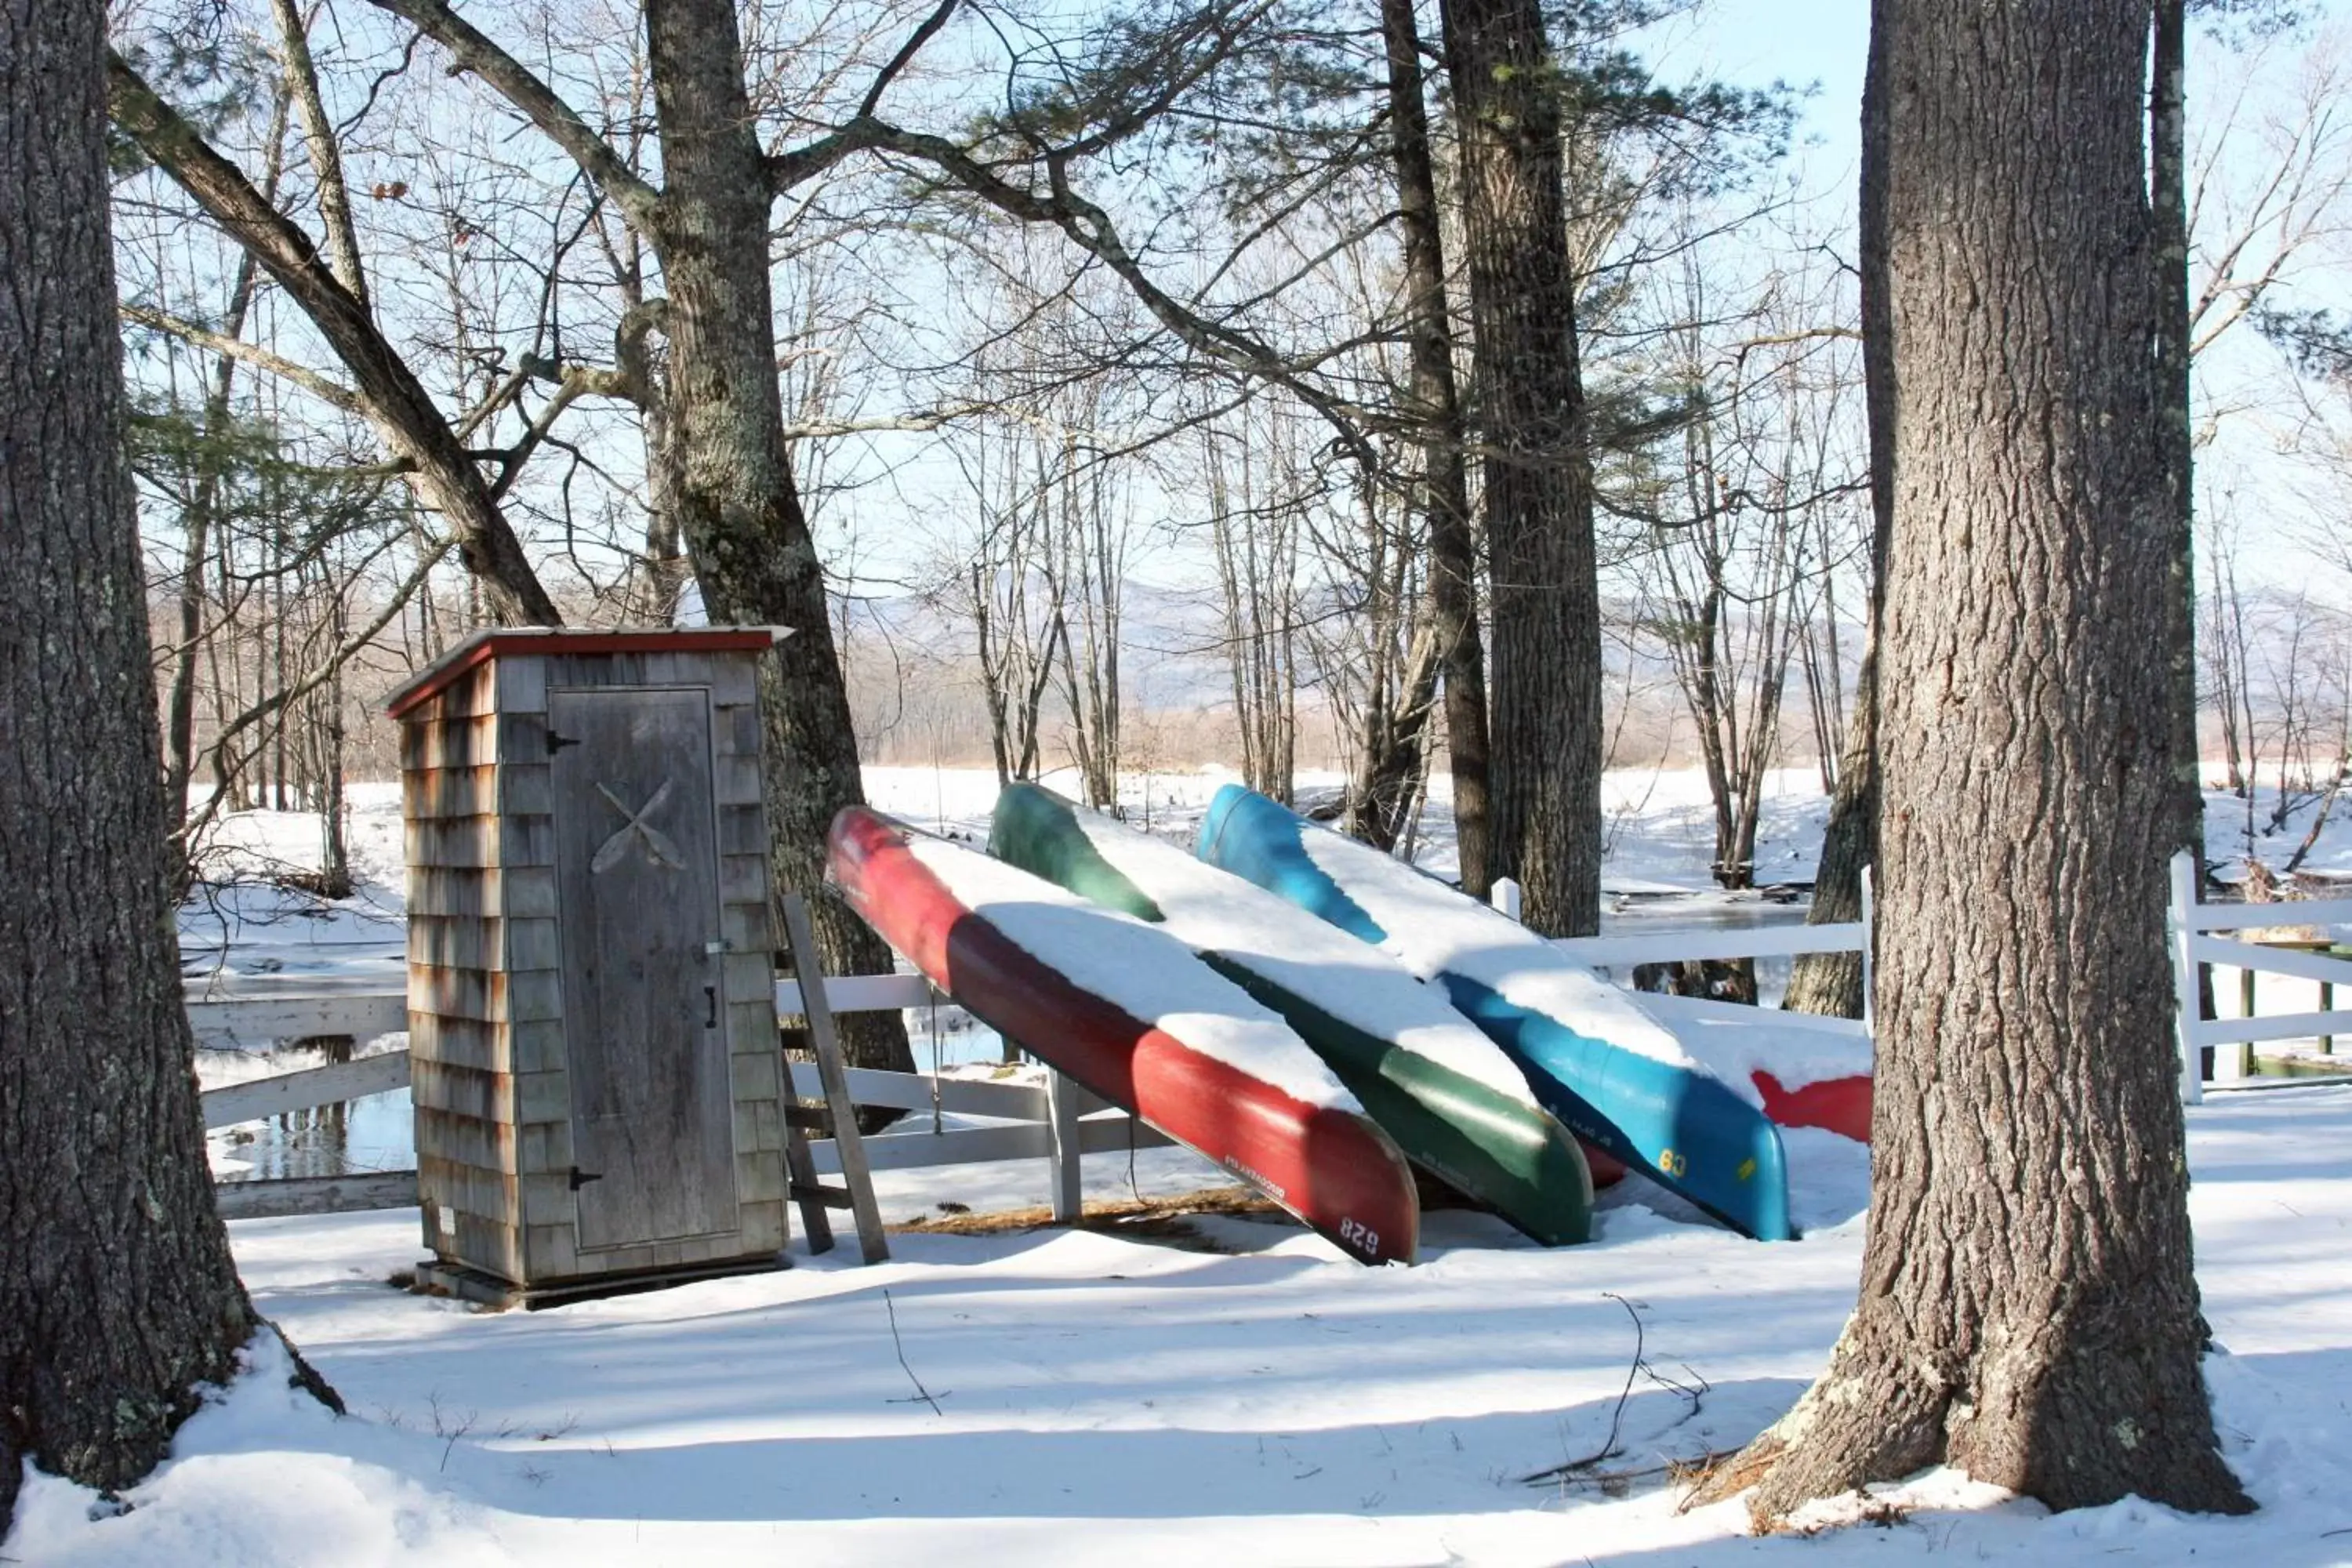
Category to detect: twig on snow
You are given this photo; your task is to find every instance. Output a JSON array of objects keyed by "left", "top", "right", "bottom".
[
  {"left": 1520, "top": 1293, "right": 1646, "bottom": 1485},
  {"left": 882, "top": 1287, "right": 946, "bottom": 1416}
]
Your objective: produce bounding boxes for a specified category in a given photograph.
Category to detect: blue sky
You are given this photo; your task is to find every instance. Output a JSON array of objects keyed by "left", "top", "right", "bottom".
[{"left": 1649, "top": 0, "right": 1870, "bottom": 191}]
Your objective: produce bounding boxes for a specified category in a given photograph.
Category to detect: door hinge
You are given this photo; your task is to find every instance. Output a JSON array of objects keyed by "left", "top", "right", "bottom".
[
  {"left": 546, "top": 729, "right": 582, "bottom": 755},
  {"left": 568, "top": 1166, "right": 603, "bottom": 1191}
]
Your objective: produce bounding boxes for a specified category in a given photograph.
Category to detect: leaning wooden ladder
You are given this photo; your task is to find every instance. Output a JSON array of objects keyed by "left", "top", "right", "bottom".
[{"left": 776, "top": 892, "right": 891, "bottom": 1265}]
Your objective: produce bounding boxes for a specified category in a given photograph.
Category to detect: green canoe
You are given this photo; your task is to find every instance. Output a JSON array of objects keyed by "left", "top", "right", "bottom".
[{"left": 988, "top": 782, "right": 1594, "bottom": 1246}]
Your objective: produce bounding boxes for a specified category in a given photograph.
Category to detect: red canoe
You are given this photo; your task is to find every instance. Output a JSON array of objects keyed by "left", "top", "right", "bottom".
[{"left": 828, "top": 807, "right": 1419, "bottom": 1265}]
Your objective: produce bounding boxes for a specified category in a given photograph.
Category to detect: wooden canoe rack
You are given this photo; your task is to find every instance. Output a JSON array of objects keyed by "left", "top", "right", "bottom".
[{"left": 778, "top": 892, "right": 889, "bottom": 1264}]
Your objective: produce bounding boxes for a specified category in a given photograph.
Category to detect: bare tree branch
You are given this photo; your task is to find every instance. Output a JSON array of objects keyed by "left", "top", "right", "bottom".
[
  {"left": 365, "top": 0, "right": 663, "bottom": 230},
  {"left": 119, "top": 303, "right": 361, "bottom": 412},
  {"left": 108, "top": 49, "right": 561, "bottom": 624},
  {"left": 270, "top": 0, "right": 369, "bottom": 307},
  {"left": 856, "top": 0, "right": 963, "bottom": 118}
]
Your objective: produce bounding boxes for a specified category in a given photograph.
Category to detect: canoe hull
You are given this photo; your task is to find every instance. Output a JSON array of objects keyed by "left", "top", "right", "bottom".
[
  {"left": 989, "top": 782, "right": 1593, "bottom": 1247},
  {"left": 1199, "top": 786, "right": 1795, "bottom": 1241},
  {"left": 829, "top": 806, "right": 1419, "bottom": 1265}
]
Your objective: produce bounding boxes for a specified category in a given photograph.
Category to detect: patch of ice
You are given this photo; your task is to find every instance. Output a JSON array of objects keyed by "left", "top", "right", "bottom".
[
  {"left": 1044, "top": 801, "right": 1542, "bottom": 1106},
  {"left": 902, "top": 832, "right": 1360, "bottom": 1114}
]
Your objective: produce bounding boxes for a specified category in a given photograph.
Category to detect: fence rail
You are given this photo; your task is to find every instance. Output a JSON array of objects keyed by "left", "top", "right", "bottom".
[
  {"left": 201, "top": 1050, "right": 409, "bottom": 1128},
  {"left": 1632, "top": 989, "right": 1871, "bottom": 1039},
  {"left": 187, "top": 992, "right": 406, "bottom": 1046},
  {"left": 1551, "top": 920, "right": 1864, "bottom": 970},
  {"left": 191, "top": 852, "right": 2352, "bottom": 1225},
  {"left": 195, "top": 899, "right": 1883, "bottom": 1221},
  {"left": 2170, "top": 851, "right": 2352, "bottom": 1102},
  {"left": 193, "top": 973, "right": 1174, "bottom": 1221}
]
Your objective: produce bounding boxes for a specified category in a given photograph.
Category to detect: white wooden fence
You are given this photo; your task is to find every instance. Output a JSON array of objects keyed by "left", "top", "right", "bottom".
[
  {"left": 195, "top": 887, "right": 1886, "bottom": 1222},
  {"left": 194, "top": 973, "right": 1170, "bottom": 1223},
  {"left": 243, "top": 861, "right": 2352, "bottom": 1225},
  {"left": 194, "top": 851, "right": 2352, "bottom": 1228},
  {"left": 1537, "top": 862, "right": 2352, "bottom": 1104},
  {"left": 1508, "top": 864, "right": 2352, "bottom": 1107},
  {"left": 1499, "top": 874, "right": 1876, "bottom": 1045},
  {"left": 2169, "top": 851, "right": 2352, "bottom": 1103}
]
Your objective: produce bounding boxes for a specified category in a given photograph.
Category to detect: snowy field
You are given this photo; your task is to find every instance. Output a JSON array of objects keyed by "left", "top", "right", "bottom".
[
  {"left": 18, "top": 1087, "right": 2352, "bottom": 1565},
  {"left": 176, "top": 760, "right": 2352, "bottom": 984},
  {"left": 175, "top": 760, "right": 1853, "bottom": 996}
]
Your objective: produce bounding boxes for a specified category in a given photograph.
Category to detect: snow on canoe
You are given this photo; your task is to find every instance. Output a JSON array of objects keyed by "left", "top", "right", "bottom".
[
  {"left": 1631, "top": 994, "right": 1873, "bottom": 1145},
  {"left": 988, "top": 782, "right": 1595, "bottom": 1246},
  {"left": 828, "top": 805, "right": 1419, "bottom": 1265},
  {"left": 1196, "top": 786, "right": 1795, "bottom": 1241}
]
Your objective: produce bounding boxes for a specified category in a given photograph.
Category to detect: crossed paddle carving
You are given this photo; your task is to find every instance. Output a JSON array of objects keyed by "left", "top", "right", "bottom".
[{"left": 590, "top": 779, "right": 687, "bottom": 873}]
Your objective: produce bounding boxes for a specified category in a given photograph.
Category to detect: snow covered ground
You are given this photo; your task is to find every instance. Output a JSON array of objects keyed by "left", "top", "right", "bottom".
[
  {"left": 92, "top": 761, "right": 2352, "bottom": 1563},
  {"left": 18, "top": 1087, "right": 2352, "bottom": 1565}
]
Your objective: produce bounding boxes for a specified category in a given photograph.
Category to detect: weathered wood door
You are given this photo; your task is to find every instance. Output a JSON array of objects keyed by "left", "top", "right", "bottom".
[{"left": 549, "top": 688, "right": 739, "bottom": 1252}]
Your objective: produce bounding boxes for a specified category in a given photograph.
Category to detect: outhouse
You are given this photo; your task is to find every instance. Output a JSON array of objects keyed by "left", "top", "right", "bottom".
[{"left": 385, "top": 628, "right": 791, "bottom": 1306}]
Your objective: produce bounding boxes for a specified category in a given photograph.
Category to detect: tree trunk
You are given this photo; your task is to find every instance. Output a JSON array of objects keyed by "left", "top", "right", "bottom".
[
  {"left": 1780, "top": 619, "right": 1878, "bottom": 1017},
  {"left": 1440, "top": 0, "right": 1602, "bottom": 935},
  {"left": 1348, "top": 626, "right": 1441, "bottom": 851},
  {"left": 318, "top": 586, "right": 353, "bottom": 898},
  {"left": 641, "top": 0, "right": 910, "bottom": 1077},
  {"left": 1782, "top": 10, "right": 1898, "bottom": 1022},
  {"left": 0, "top": 0, "right": 311, "bottom": 1537},
  {"left": 1719, "top": 0, "right": 2252, "bottom": 1523},
  {"left": 1380, "top": 0, "right": 1491, "bottom": 894},
  {"left": 2152, "top": 0, "right": 2207, "bottom": 873}
]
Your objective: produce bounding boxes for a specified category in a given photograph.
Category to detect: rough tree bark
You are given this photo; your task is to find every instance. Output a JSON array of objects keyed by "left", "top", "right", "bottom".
[
  {"left": 2153, "top": 0, "right": 2207, "bottom": 878},
  {"left": 1440, "top": 0, "right": 1602, "bottom": 935},
  {"left": 0, "top": 0, "right": 330, "bottom": 1538},
  {"left": 1379, "top": 0, "right": 1491, "bottom": 891},
  {"left": 1714, "top": 0, "right": 2253, "bottom": 1522},
  {"left": 641, "top": 0, "right": 911, "bottom": 1076}
]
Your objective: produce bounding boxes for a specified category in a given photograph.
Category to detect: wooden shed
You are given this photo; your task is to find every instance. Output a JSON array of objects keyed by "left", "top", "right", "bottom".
[{"left": 385, "top": 628, "right": 791, "bottom": 1306}]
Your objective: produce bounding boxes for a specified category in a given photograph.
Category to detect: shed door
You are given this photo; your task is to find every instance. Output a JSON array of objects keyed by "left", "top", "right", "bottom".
[{"left": 548, "top": 687, "right": 740, "bottom": 1252}]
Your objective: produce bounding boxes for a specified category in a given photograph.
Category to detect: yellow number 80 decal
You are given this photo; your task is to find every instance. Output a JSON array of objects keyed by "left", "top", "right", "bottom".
[{"left": 1656, "top": 1147, "right": 1689, "bottom": 1178}]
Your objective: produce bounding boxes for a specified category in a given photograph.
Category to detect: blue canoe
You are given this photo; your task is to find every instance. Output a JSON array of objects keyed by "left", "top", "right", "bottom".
[{"left": 1197, "top": 785, "right": 1794, "bottom": 1240}]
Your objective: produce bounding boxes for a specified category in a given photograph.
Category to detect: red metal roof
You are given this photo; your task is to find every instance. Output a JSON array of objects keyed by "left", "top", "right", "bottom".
[{"left": 384, "top": 627, "right": 785, "bottom": 718}]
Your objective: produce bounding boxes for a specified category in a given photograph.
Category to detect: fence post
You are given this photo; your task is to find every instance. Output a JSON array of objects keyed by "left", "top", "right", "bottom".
[
  {"left": 1046, "top": 1068, "right": 1083, "bottom": 1222},
  {"left": 1491, "top": 877, "right": 1522, "bottom": 923},
  {"left": 2170, "top": 849, "right": 2205, "bottom": 1105}
]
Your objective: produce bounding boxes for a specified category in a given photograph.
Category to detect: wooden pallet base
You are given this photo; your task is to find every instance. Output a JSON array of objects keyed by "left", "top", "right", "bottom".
[{"left": 412, "top": 1252, "right": 789, "bottom": 1312}]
